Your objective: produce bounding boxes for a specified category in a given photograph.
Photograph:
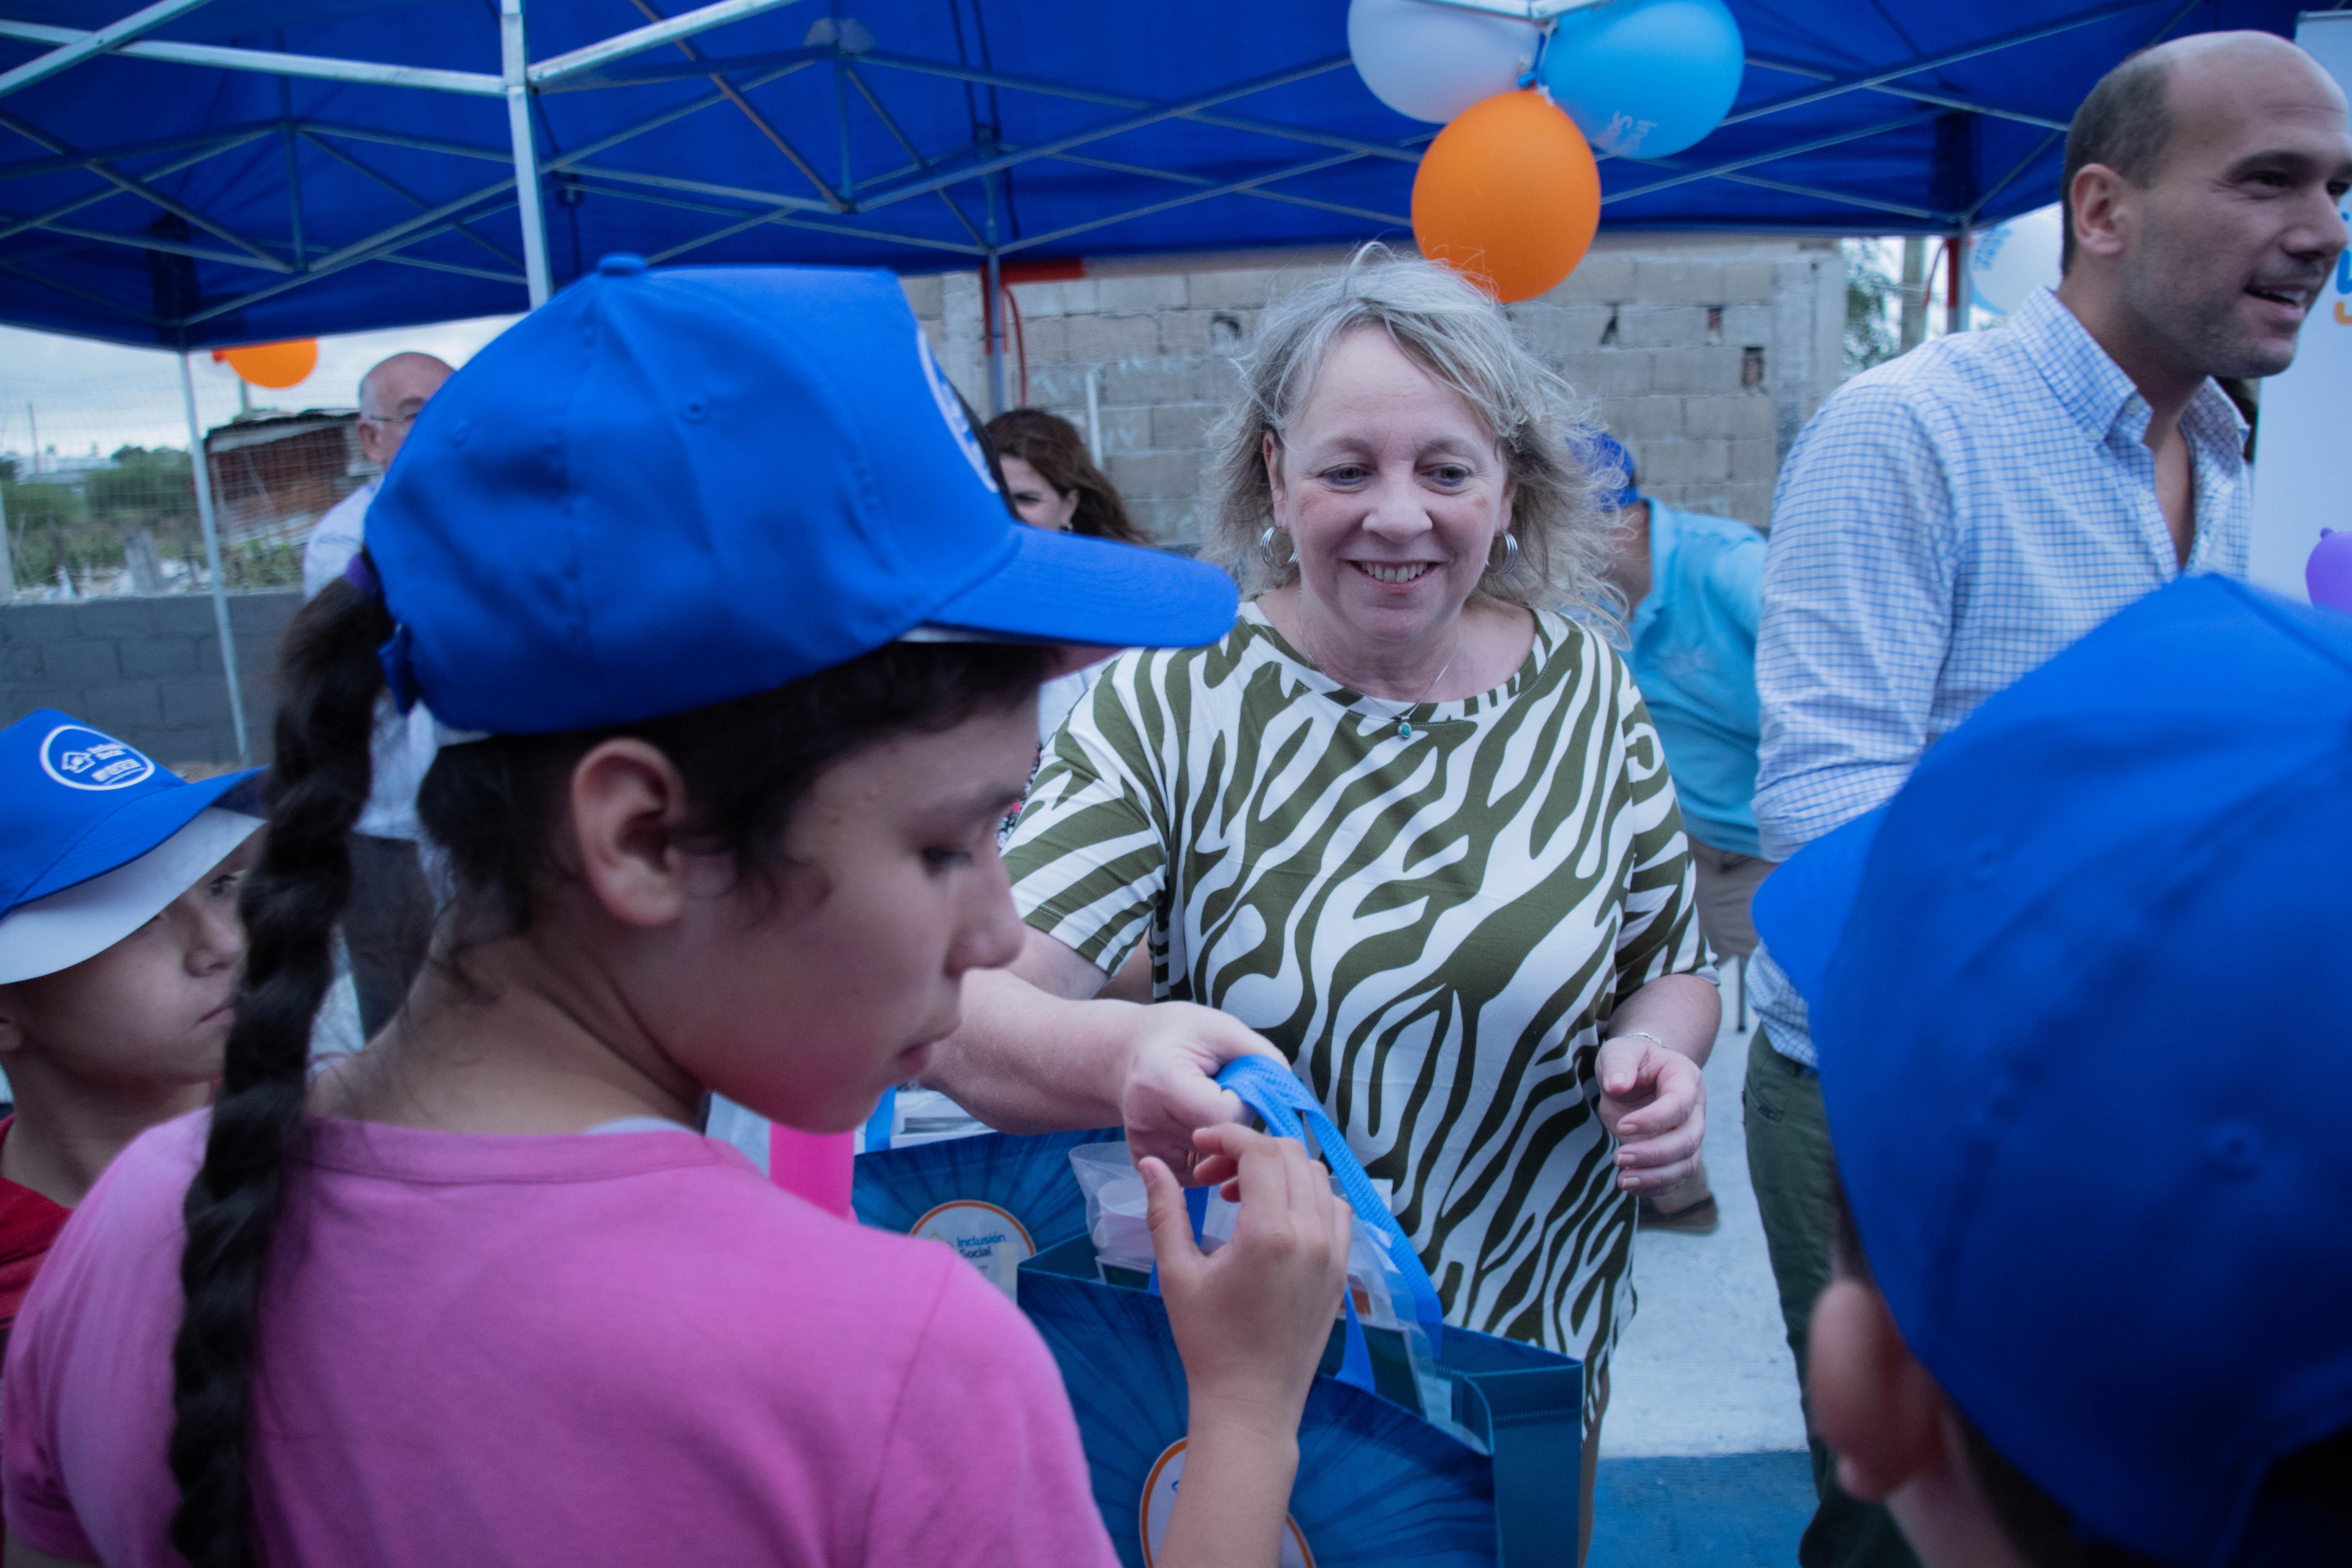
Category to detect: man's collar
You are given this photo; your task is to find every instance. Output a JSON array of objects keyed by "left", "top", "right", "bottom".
[
  {"left": 2012, "top": 288, "right": 2250, "bottom": 464},
  {"left": 2012, "top": 288, "right": 2144, "bottom": 440}
]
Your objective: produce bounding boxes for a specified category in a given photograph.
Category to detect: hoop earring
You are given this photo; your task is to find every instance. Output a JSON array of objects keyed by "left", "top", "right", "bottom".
[
  {"left": 1487, "top": 531, "right": 1521, "bottom": 574},
  {"left": 1258, "top": 525, "right": 1296, "bottom": 570}
]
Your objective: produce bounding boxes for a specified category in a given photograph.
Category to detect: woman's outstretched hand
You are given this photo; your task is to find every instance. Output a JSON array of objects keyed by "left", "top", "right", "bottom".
[
  {"left": 1116, "top": 1004, "right": 1289, "bottom": 1183},
  {"left": 1141, "top": 1124, "right": 1350, "bottom": 1568},
  {"left": 1596, "top": 1033, "right": 1707, "bottom": 1194}
]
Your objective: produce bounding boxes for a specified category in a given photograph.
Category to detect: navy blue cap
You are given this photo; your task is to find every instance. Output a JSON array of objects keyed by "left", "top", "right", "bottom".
[
  {"left": 368, "top": 256, "right": 1238, "bottom": 734},
  {"left": 0, "top": 711, "right": 261, "bottom": 981},
  {"left": 1584, "top": 430, "right": 1638, "bottom": 511},
  {"left": 1754, "top": 576, "right": 2352, "bottom": 1566}
]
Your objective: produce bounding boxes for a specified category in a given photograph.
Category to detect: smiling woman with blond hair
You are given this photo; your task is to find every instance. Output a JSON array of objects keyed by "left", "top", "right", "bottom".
[{"left": 927, "top": 246, "right": 1719, "bottom": 1564}]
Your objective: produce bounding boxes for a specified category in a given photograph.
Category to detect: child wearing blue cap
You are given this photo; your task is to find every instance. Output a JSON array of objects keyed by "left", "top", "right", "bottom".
[
  {"left": 0, "top": 713, "right": 260, "bottom": 1359},
  {"left": 0, "top": 259, "right": 1346, "bottom": 1568},
  {"left": 1753, "top": 577, "right": 2352, "bottom": 1568}
]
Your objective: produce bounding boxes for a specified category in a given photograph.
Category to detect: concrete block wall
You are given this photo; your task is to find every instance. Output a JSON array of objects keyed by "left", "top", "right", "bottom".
[
  {"left": 2, "top": 592, "right": 299, "bottom": 766},
  {"left": 905, "top": 235, "right": 1848, "bottom": 546}
]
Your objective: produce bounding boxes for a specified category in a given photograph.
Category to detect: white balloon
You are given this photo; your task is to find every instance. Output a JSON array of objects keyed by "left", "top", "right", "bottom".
[
  {"left": 1347, "top": 0, "right": 1543, "bottom": 124},
  {"left": 1970, "top": 203, "right": 2065, "bottom": 318}
]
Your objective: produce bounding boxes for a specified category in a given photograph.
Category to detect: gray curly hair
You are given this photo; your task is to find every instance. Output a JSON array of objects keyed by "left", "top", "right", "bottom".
[{"left": 1205, "top": 245, "right": 1623, "bottom": 627}]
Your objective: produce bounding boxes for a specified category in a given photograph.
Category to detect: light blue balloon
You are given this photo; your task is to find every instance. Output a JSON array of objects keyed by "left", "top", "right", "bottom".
[{"left": 1539, "top": 0, "right": 1745, "bottom": 161}]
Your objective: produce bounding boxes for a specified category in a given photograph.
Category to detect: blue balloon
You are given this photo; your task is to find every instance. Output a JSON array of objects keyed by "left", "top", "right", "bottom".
[{"left": 1539, "top": 0, "right": 1745, "bottom": 161}]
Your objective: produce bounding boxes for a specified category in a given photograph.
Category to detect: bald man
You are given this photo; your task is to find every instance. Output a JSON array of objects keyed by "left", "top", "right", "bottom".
[
  {"left": 303, "top": 353, "right": 451, "bottom": 599},
  {"left": 303, "top": 352, "right": 453, "bottom": 1038},
  {"left": 1741, "top": 33, "right": 2352, "bottom": 1568}
]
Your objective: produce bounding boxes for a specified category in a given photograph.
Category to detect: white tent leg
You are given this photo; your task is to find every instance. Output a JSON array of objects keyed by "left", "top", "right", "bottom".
[
  {"left": 180, "top": 353, "right": 249, "bottom": 763},
  {"left": 503, "top": 0, "right": 552, "bottom": 306}
]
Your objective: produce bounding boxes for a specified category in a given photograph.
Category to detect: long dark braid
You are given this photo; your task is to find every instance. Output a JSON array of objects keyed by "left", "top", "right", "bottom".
[
  {"left": 168, "top": 575, "right": 391, "bottom": 1568},
  {"left": 161, "top": 576, "right": 1049, "bottom": 1563}
]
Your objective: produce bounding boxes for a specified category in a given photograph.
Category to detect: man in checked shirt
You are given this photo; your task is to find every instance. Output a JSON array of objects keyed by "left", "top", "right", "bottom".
[{"left": 1741, "top": 32, "right": 2352, "bottom": 1568}]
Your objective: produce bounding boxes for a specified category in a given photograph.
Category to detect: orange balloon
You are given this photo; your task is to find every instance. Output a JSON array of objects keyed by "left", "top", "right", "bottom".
[
  {"left": 1412, "top": 90, "right": 1601, "bottom": 303},
  {"left": 211, "top": 339, "right": 318, "bottom": 389}
]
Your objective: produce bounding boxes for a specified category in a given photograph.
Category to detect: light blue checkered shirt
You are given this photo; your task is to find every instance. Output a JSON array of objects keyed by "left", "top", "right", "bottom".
[{"left": 1748, "top": 288, "right": 2251, "bottom": 1065}]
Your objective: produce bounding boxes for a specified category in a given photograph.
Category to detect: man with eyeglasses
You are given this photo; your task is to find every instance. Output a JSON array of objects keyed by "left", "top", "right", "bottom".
[
  {"left": 301, "top": 352, "right": 453, "bottom": 1039},
  {"left": 303, "top": 353, "right": 452, "bottom": 599}
]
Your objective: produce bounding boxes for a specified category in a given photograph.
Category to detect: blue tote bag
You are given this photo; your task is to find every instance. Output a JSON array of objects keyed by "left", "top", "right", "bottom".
[
  {"left": 1016, "top": 1058, "right": 1583, "bottom": 1567},
  {"left": 850, "top": 1086, "right": 1121, "bottom": 1297}
]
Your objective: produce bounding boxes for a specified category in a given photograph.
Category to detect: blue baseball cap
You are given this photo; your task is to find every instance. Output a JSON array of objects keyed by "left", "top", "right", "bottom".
[
  {"left": 1584, "top": 431, "right": 1638, "bottom": 511},
  {"left": 367, "top": 255, "right": 1239, "bottom": 734},
  {"left": 0, "top": 711, "right": 261, "bottom": 983},
  {"left": 1754, "top": 576, "right": 2352, "bottom": 1567}
]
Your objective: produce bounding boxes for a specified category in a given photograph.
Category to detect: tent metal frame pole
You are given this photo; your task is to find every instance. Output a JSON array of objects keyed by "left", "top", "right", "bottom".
[
  {"left": 1606, "top": 109, "right": 1944, "bottom": 204},
  {"left": 0, "top": 109, "right": 289, "bottom": 267},
  {"left": 1715, "top": 0, "right": 2173, "bottom": 133},
  {"left": 178, "top": 71, "right": 813, "bottom": 325},
  {"left": 525, "top": 0, "right": 812, "bottom": 86},
  {"left": 0, "top": 0, "right": 215, "bottom": 99},
  {"left": 999, "top": 146, "right": 1376, "bottom": 255},
  {"left": 1742, "top": 52, "right": 2071, "bottom": 132},
  {"left": 1044, "top": 147, "right": 1407, "bottom": 226},
  {"left": 279, "top": 86, "right": 304, "bottom": 267},
  {"left": 0, "top": 465, "right": 16, "bottom": 604},
  {"left": 0, "top": 135, "right": 271, "bottom": 245},
  {"left": 0, "top": 119, "right": 271, "bottom": 181},
  {"left": 983, "top": 225, "right": 1005, "bottom": 415},
  {"left": 574, "top": 177, "right": 985, "bottom": 261},
  {"left": 849, "top": 55, "right": 1358, "bottom": 213},
  {"left": 178, "top": 352, "right": 249, "bottom": 763},
  {"left": 502, "top": 0, "right": 551, "bottom": 306},
  {"left": 1951, "top": 224, "right": 1974, "bottom": 332},
  {"left": 299, "top": 128, "right": 526, "bottom": 267},
  {"left": 0, "top": 19, "right": 504, "bottom": 94}
]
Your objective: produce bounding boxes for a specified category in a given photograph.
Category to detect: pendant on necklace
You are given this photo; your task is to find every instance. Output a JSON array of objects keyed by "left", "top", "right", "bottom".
[{"left": 1398, "top": 720, "right": 1414, "bottom": 739}]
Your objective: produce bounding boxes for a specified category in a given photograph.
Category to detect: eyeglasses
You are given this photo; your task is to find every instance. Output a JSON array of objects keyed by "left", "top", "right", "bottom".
[{"left": 359, "top": 408, "right": 424, "bottom": 427}]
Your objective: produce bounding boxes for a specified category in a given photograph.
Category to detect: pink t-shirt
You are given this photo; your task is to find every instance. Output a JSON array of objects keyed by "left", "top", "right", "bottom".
[{"left": 3, "top": 1111, "right": 1118, "bottom": 1568}]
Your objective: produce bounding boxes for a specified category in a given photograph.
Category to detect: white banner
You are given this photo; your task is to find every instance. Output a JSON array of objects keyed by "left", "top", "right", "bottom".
[{"left": 2247, "top": 13, "right": 2352, "bottom": 599}]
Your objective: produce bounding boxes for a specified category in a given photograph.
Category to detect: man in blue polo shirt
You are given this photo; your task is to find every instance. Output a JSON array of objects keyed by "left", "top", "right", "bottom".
[
  {"left": 1595, "top": 433, "right": 1770, "bottom": 1231},
  {"left": 1597, "top": 436, "right": 1772, "bottom": 963}
]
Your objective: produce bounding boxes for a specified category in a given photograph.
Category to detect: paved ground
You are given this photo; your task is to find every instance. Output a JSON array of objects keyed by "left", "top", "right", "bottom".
[
  {"left": 1592, "top": 1453, "right": 1819, "bottom": 1565},
  {"left": 1588, "top": 988, "right": 1818, "bottom": 1564},
  {"left": 1602, "top": 1005, "right": 1809, "bottom": 1459}
]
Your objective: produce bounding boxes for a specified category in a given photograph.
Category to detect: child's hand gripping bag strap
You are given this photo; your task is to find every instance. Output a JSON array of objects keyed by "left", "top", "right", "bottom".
[
  {"left": 1144, "top": 1057, "right": 1443, "bottom": 1397},
  {"left": 1215, "top": 1056, "right": 1446, "bottom": 1352},
  {"left": 1021, "top": 1055, "right": 1580, "bottom": 1565}
]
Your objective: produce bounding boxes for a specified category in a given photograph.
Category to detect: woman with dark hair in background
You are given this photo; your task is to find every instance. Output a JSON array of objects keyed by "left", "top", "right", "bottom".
[
  {"left": 985, "top": 409, "right": 1152, "bottom": 750},
  {"left": 986, "top": 408, "right": 1149, "bottom": 546}
]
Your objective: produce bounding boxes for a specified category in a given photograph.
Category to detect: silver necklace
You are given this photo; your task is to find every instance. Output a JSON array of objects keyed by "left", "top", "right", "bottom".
[{"left": 1309, "top": 625, "right": 1463, "bottom": 740}]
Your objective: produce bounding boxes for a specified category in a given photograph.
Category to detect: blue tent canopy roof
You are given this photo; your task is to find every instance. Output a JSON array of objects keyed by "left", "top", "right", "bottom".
[{"left": 0, "top": 0, "right": 2305, "bottom": 348}]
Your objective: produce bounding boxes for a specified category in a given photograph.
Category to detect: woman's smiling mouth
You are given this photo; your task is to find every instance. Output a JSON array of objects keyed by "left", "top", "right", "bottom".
[{"left": 1353, "top": 561, "right": 1436, "bottom": 584}]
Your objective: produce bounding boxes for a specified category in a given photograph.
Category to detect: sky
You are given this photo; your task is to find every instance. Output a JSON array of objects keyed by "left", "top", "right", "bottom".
[{"left": 0, "top": 314, "right": 523, "bottom": 469}]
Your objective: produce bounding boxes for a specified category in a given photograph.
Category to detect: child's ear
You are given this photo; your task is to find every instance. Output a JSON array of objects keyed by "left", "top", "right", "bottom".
[
  {"left": 565, "top": 739, "right": 699, "bottom": 928},
  {"left": 1809, "top": 1277, "right": 1952, "bottom": 1501}
]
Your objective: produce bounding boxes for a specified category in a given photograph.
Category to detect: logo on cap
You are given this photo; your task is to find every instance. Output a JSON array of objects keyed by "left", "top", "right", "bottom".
[
  {"left": 914, "top": 328, "right": 999, "bottom": 494},
  {"left": 39, "top": 724, "right": 155, "bottom": 792}
]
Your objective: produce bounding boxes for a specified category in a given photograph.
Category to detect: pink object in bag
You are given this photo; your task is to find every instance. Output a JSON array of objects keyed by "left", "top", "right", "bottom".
[{"left": 767, "top": 1124, "right": 855, "bottom": 1218}]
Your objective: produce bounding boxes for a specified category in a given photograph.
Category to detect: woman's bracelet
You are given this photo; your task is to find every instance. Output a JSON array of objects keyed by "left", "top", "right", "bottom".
[{"left": 1609, "top": 1029, "right": 1666, "bottom": 1053}]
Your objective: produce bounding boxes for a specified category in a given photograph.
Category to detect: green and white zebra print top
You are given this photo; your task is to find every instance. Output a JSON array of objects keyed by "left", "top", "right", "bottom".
[{"left": 1004, "top": 602, "right": 1708, "bottom": 1410}]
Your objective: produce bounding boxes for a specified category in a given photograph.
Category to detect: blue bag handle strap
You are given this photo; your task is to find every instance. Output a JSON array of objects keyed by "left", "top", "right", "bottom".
[
  {"left": 861, "top": 1085, "right": 896, "bottom": 1153},
  {"left": 1216, "top": 1056, "right": 1445, "bottom": 1354},
  {"left": 1148, "top": 1168, "right": 1377, "bottom": 1394}
]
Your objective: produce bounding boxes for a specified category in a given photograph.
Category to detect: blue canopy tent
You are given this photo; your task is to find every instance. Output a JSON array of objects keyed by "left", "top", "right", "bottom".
[
  {"left": 0, "top": 0, "right": 2307, "bottom": 349},
  {"left": 0, "top": 0, "right": 2307, "bottom": 752}
]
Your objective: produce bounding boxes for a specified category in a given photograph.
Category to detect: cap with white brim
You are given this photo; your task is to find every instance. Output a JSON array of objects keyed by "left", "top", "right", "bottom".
[{"left": 0, "top": 806, "right": 264, "bottom": 985}]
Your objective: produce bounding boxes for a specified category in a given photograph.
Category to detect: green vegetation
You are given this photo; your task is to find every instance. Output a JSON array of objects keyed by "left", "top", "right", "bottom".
[
  {"left": 0, "top": 444, "right": 297, "bottom": 593},
  {"left": 1845, "top": 245, "right": 1903, "bottom": 375}
]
